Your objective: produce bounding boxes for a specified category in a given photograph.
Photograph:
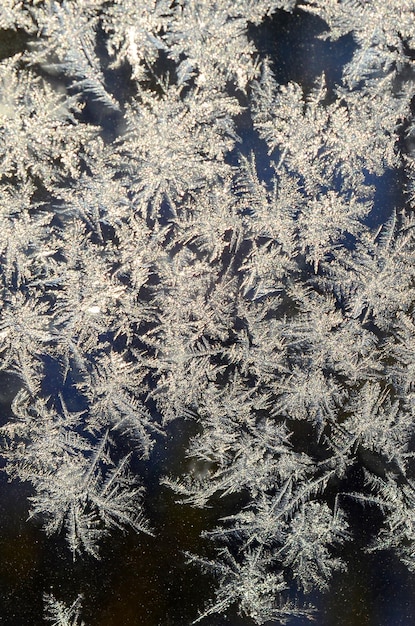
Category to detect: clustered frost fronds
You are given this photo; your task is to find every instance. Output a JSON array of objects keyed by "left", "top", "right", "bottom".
[{"left": 0, "top": 1, "right": 415, "bottom": 624}]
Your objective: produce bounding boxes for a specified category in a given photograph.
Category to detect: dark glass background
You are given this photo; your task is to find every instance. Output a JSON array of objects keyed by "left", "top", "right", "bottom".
[{"left": 0, "top": 7, "right": 414, "bottom": 626}]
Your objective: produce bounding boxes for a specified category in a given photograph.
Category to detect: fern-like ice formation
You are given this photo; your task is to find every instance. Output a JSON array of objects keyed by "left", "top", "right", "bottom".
[
  {"left": 0, "top": 0, "right": 415, "bottom": 624},
  {"left": 44, "top": 593, "right": 85, "bottom": 626}
]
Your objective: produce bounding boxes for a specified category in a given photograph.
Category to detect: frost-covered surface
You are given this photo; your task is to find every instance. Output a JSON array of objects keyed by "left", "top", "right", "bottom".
[{"left": 0, "top": 1, "right": 415, "bottom": 624}]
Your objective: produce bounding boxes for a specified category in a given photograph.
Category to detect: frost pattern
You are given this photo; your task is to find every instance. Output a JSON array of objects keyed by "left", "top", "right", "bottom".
[
  {"left": 0, "top": 1, "right": 414, "bottom": 624},
  {"left": 44, "top": 594, "right": 85, "bottom": 626}
]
